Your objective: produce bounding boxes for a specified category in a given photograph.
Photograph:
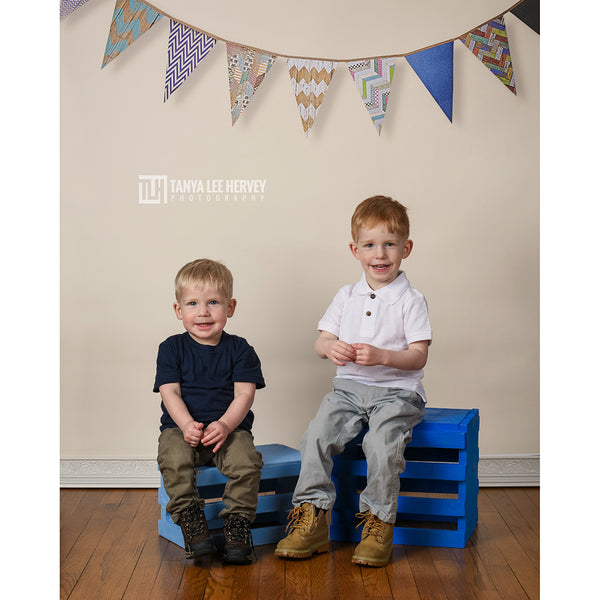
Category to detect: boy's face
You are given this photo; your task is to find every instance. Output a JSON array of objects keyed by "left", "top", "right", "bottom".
[
  {"left": 350, "top": 223, "right": 413, "bottom": 290},
  {"left": 173, "top": 285, "right": 236, "bottom": 346}
]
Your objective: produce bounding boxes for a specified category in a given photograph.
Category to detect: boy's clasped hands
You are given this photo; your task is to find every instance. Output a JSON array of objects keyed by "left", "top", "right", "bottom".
[{"left": 181, "top": 419, "right": 230, "bottom": 452}]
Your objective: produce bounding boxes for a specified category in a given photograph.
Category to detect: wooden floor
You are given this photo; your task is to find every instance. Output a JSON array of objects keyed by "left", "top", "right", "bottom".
[{"left": 61, "top": 487, "right": 539, "bottom": 600}]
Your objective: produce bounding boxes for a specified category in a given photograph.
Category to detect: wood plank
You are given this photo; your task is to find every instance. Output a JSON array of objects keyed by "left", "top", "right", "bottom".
[
  {"left": 204, "top": 557, "right": 236, "bottom": 600},
  {"left": 61, "top": 489, "right": 104, "bottom": 563},
  {"left": 258, "top": 544, "right": 288, "bottom": 600},
  {"left": 485, "top": 488, "right": 539, "bottom": 570},
  {"left": 149, "top": 542, "right": 186, "bottom": 600},
  {"left": 469, "top": 498, "right": 531, "bottom": 600},
  {"left": 67, "top": 490, "right": 146, "bottom": 600},
  {"left": 61, "top": 490, "right": 127, "bottom": 599},
  {"left": 461, "top": 544, "right": 503, "bottom": 600},
  {"left": 507, "top": 488, "right": 540, "bottom": 536},
  {"left": 284, "top": 557, "right": 312, "bottom": 600},
  {"left": 331, "top": 542, "right": 365, "bottom": 600},
  {"left": 405, "top": 545, "right": 449, "bottom": 600},
  {"left": 387, "top": 545, "right": 421, "bottom": 600},
  {"left": 310, "top": 546, "right": 340, "bottom": 600}
]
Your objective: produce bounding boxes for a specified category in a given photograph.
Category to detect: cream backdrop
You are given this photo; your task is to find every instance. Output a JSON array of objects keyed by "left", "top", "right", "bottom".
[{"left": 60, "top": 1, "right": 539, "bottom": 477}]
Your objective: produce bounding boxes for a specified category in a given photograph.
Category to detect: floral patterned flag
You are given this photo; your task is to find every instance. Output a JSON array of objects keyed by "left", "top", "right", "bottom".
[{"left": 226, "top": 43, "right": 276, "bottom": 125}]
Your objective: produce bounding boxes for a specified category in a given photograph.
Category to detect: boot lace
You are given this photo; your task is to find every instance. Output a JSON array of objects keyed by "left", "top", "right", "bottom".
[
  {"left": 355, "top": 511, "right": 385, "bottom": 540},
  {"left": 285, "top": 504, "right": 314, "bottom": 534},
  {"left": 224, "top": 515, "right": 251, "bottom": 545},
  {"left": 179, "top": 503, "right": 208, "bottom": 538}
]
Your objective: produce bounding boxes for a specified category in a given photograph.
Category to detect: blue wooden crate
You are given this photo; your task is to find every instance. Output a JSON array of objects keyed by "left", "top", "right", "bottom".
[
  {"left": 158, "top": 443, "right": 301, "bottom": 548},
  {"left": 330, "top": 408, "right": 479, "bottom": 548}
]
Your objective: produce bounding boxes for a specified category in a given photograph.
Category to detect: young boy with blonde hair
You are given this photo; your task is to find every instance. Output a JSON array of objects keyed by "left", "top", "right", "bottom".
[
  {"left": 275, "top": 196, "right": 432, "bottom": 567},
  {"left": 155, "top": 259, "right": 265, "bottom": 564}
]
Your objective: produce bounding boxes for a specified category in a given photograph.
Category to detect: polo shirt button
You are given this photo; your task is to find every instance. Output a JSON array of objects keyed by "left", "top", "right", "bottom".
[
  {"left": 370, "top": 293, "right": 376, "bottom": 299},
  {"left": 366, "top": 311, "right": 372, "bottom": 316}
]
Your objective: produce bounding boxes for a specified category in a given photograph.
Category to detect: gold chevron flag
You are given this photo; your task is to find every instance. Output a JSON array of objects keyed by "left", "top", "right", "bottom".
[{"left": 288, "top": 59, "right": 336, "bottom": 136}]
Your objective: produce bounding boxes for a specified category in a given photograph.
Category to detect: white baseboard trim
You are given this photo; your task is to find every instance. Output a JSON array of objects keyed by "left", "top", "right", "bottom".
[{"left": 60, "top": 454, "right": 539, "bottom": 488}]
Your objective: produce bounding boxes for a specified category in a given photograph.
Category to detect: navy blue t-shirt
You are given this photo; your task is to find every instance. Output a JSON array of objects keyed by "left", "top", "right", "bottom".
[{"left": 153, "top": 331, "right": 265, "bottom": 432}]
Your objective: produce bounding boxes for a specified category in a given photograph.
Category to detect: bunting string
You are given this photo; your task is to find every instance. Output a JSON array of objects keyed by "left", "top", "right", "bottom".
[{"left": 63, "top": 0, "right": 534, "bottom": 134}]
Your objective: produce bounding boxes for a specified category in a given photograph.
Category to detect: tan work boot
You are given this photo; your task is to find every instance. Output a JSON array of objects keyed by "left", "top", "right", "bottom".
[
  {"left": 274, "top": 503, "right": 329, "bottom": 558},
  {"left": 351, "top": 511, "right": 394, "bottom": 567}
]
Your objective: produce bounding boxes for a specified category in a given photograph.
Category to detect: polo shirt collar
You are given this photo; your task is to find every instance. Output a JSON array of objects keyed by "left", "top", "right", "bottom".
[{"left": 354, "top": 271, "right": 410, "bottom": 304}]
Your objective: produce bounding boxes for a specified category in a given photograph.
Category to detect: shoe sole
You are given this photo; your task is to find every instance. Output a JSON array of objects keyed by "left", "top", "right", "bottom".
[
  {"left": 351, "top": 553, "right": 391, "bottom": 567},
  {"left": 274, "top": 541, "right": 330, "bottom": 559}
]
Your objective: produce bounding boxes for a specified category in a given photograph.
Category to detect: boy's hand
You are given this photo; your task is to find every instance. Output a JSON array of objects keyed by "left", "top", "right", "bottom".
[
  {"left": 200, "top": 420, "right": 231, "bottom": 453},
  {"left": 182, "top": 421, "right": 204, "bottom": 447},
  {"left": 325, "top": 339, "right": 357, "bottom": 366},
  {"left": 352, "top": 343, "right": 384, "bottom": 366}
]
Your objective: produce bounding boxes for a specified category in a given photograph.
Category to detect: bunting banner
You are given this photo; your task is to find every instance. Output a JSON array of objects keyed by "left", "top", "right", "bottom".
[
  {"left": 460, "top": 16, "right": 516, "bottom": 94},
  {"left": 102, "top": 0, "right": 163, "bottom": 68},
  {"left": 405, "top": 42, "right": 454, "bottom": 122},
  {"left": 60, "top": 0, "right": 91, "bottom": 19},
  {"left": 61, "top": 0, "right": 534, "bottom": 134},
  {"left": 347, "top": 58, "right": 396, "bottom": 135},
  {"left": 165, "top": 21, "right": 216, "bottom": 101},
  {"left": 226, "top": 43, "right": 277, "bottom": 125},
  {"left": 288, "top": 59, "right": 336, "bottom": 135}
]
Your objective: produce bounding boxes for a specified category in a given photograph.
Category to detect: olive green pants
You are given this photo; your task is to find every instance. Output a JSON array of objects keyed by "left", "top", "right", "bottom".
[{"left": 157, "top": 427, "right": 263, "bottom": 523}]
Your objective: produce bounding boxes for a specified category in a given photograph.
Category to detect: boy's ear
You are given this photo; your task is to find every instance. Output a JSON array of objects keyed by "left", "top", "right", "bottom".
[
  {"left": 173, "top": 302, "right": 183, "bottom": 320},
  {"left": 349, "top": 241, "right": 359, "bottom": 259},
  {"left": 227, "top": 298, "right": 237, "bottom": 318},
  {"left": 402, "top": 239, "right": 414, "bottom": 259}
]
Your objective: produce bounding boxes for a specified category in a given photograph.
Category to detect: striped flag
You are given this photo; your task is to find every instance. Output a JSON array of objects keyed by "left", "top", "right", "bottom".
[{"left": 165, "top": 21, "right": 216, "bottom": 101}]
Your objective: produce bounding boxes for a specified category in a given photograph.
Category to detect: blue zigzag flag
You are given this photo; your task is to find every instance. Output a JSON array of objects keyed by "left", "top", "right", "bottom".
[
  {"left": 165, "top": 20, "right": 216, "bottom": 101},
  {"left": 405, "top": 42, "right": 454, "bottom": 122}
]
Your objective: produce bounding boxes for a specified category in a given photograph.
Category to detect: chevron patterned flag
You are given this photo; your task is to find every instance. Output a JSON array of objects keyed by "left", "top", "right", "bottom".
[
  {"left": 102, "top": 0, "right": 163, "bottom": 68},
  {"left": 288, "top": 59, "right": 336, "bottom": 136},
  {"left": 165, "top": 21, "right": 216, "bottom": 101},
  {"left": 460, "top": 16, "right": 516, "bottom": 94},
  {"left": 226, "top": 43, "right": 276, "bottom": 125},
  {"left": 347, "top": 58, "right": 396, "bottom": 135},
  {"left": 406, "top": 42, "right": 454, "bottom": 122},
  {"left": 60, "top": 0, "right": 91, "bottom": 19}
]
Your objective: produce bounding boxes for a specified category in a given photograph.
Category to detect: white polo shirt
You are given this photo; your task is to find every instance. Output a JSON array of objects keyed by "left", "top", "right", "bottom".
[{"left": 317, "top": 271, "right": 432, "bottom": 400}]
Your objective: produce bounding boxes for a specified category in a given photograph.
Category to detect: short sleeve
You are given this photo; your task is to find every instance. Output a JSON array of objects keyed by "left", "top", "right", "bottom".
[
  {"left": 153, "top": 338, "right": 181, "bottom": 392},
  {"left": 317, "top": 286, "right": 349, "bottom": 337},
  {"left": 403, "top": 295, "right": 432, "bottom": 346},
  {"left": 232, "top": 339, "right": 265, "bottom": 389}
]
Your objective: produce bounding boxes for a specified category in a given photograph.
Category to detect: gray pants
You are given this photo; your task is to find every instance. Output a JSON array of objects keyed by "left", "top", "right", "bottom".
[
  {"left": 157, "top": 427, "right": 264, "bottom": 522},
  {"left": 293, "top": 378, "right": 425, "bottom": 524}
]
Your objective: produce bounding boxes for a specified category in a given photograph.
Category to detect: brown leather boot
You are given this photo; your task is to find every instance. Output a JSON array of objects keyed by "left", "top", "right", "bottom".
[
  {"left": 351, "top": 511, "right": 394, "bottom": 567},
  {"left": 274, "top": 503, "right": 329, "bottom": 558},
  {"left": 223, "top": 514, "right": 254, "bottom": 564},
  {"left": 176, "top": 502, "right": 216, "bottom": 559}
]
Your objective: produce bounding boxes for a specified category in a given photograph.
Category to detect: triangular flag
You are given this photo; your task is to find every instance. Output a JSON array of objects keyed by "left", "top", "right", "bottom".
[
  {"left": 347, "top": 58, "right": 397, "bottom": 135},
  {"left": 165, "top": 21, "right": 216, "bottom": 101},
  {"left": 288, "top": 59, "right": 336, "bottom": 136},
  {"left": 405, "top": 42, "right": 454, "bottom": 122},
  {"left": 102, "top": 0, "right": 163, "bottom": 68},
  {"left": 60, "top": 0, "right": 91, "bottom": 19},
  {"left": 226, "top": 43, "right": 276, "bottom": 125},
  {"left": 460, "top": 16, "right": 517, "bottom": 94}
]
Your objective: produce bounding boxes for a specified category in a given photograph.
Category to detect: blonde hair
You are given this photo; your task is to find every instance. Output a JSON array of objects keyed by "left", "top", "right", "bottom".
[
  {"left": 174, "top": 259, "right": 234, "bottom": 302},
  {"left": 351, "top": 195, "right": 410, "bottom": 242}
]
